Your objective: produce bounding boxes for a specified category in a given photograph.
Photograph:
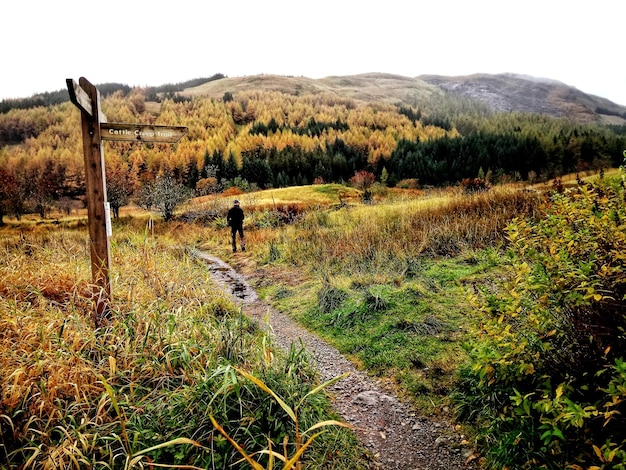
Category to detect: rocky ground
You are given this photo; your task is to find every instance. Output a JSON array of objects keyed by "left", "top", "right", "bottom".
[{"left": 193, "top": 250, "right": 479, "bottom": 469}]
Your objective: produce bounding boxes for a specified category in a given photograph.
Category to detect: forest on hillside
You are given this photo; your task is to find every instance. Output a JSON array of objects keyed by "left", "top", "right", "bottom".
[{"left": 1, "top": 82, "right": 625, "bottom": 222}]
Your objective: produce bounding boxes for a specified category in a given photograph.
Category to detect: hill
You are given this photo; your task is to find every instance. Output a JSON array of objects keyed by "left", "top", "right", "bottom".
[
  {"left": 3, "top": 72, "right": 625, "bottom": 125},
  {"left": 419, "top": 72, "right": 626, "bottom": 124},
  {"left": 180, "top": 72, "right": 626, "bottom": 125},
  {"left": 180, "top": 73, "right": 439, "bottom": 106}
]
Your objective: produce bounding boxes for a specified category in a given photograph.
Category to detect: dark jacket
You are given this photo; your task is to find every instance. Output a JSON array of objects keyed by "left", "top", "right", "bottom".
[{"left": 227, "top": 206, "right": 244, "bottom": 227}]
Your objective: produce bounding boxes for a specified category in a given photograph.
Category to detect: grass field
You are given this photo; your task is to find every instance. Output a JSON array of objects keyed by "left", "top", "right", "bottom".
[
  {"left": 1, "top": 181, "right": 547, "bottom": 468},
  {"left": 0, "top": 221, "right": 369, "bottom": 468},
  {"left": 196, "top": 184, "right": 543, "bottom": 414}
]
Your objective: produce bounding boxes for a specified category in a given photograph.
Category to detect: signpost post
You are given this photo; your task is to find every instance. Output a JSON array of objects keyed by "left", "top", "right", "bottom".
[
  {"left": 67, "top": 77, "right": 187, "bottom": 325},
  {"left": 67, "top": 77, "right": 111, "bottom": 324}
]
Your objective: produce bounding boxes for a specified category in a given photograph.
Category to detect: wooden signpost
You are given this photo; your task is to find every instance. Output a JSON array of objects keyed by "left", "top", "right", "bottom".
[
  {"left": 67, "top": 77, "right": 111, "bottom": 324},
  {"left": 67, "top": 77, "right": 187, "bottom": 325}
]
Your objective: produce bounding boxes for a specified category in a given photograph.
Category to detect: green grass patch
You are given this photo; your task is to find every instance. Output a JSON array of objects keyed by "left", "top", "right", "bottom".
[
  {"left": 261, "top": 254, "right": 495, "bottom": 414},
  {"left": 245, "top": 186, "right": 541, "bottom": 420}
]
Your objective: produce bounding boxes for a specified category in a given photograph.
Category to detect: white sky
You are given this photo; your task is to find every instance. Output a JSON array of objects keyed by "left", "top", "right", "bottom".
[{"left": 2, "top": 0, "right": 625, "bottom": 105}]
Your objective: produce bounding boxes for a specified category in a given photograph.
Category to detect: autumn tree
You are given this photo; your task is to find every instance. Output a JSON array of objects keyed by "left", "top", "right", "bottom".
[
  {"left": 26, "top": 159, "right": 67, "bottom": 218},
  {"left": 4, "top": 164, "right": 29, "bottom": 220},
  {"left": 349, "top": 170, "right": 376, "bottom": 189},
  {"left": 138, "top": 175, "right": 193, "bottom": 221},
  {"left": 106, "top": 173, "right": 131, "bottom": 218},
  {"left": 2, "top": 85, "right": 626, "bottom": 222}
]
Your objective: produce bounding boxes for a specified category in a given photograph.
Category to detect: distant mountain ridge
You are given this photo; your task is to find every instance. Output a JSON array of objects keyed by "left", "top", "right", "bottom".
[
  {"left": 3, "top": 72, "right": 625, "bottom": 125},
  {"left": 182, "top": 72, "right": 626, "bottom": 125}
]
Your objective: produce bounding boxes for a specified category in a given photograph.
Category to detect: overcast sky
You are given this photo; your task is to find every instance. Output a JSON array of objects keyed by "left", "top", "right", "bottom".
[{"left": 2, "top": 1, "right": 624, "bottom": 105}]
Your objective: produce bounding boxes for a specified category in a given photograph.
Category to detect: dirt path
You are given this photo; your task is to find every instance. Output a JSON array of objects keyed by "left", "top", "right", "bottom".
[{"left": 193, "top": 250, "right": 478, "bottom": 469}]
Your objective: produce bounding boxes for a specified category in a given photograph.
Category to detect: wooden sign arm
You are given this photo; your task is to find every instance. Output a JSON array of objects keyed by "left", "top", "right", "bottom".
[{"left": 66, "top": 78, "right": 107, "bottom": 123}]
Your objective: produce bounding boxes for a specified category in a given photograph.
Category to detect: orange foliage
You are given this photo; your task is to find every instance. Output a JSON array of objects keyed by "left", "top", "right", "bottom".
[
  {"left": 0, "top": 87, "right": 458, "bottom": 208},
  {"left": 222, "top": 186, "right": 244, "bottom": 197}
]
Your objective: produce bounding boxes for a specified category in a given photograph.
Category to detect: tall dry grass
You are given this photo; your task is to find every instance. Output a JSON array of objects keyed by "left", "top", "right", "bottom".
[
  {"left": 0, "top": 227, "right": 232, "bottom": 466},
  {"left": 1, "top": 224, "right": 363, "bottom": 469},
  {"left": 0, "top": 184, "right": 546, "bottom": 467},
  {"left": 275, "top": 187, "right": 543, "bottom": 275}
]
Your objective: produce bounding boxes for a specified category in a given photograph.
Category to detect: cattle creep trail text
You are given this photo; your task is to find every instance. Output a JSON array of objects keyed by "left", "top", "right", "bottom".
[{"left": 100, "top": 123, "right": 188, "bottom": 143}]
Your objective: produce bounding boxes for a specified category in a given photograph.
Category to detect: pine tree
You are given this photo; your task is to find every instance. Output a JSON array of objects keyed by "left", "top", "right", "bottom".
[
  {"left": 381, "top": 167, "right": 389, "bottom": 187},
  {"left": 201, "top": 149, "right": 211, "bottom": 178},
  {"left": 211, "top": 149, "right": 224, "bottom": 181},
  {"left": 184, "top": 159, "right": 200, "bottom": 189},
  {"left": 223, "top": 152, "right": 239, "bottom": 181}
]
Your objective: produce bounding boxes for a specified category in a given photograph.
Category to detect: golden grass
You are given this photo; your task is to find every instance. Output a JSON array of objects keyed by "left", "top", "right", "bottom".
[
  {"left": 268, "top": 186, "right": 543, "bottom": 275},
  {"left": 0, "top": 181, "right": 551, "bottom": 467},
  {"left": 0, "top": 226, "right": 241, "bottom": 466},
  {"left": 190, "top": 184, "right": 363, "bottom": 213}
]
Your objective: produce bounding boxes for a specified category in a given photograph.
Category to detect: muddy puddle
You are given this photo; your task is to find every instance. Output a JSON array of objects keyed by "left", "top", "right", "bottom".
[{"left": 190, "top": 249, "right": 258, "bottom": 304}]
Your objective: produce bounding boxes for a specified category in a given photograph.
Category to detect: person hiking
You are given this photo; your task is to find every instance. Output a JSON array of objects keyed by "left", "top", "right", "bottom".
[{"left": 227, "top": 199, "right": 245, "bottom": 252}]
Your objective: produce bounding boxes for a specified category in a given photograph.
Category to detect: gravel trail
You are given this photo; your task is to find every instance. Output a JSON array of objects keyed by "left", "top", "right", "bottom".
[{"left": 192, "top": 250, "right": 478, "bottom": 470}]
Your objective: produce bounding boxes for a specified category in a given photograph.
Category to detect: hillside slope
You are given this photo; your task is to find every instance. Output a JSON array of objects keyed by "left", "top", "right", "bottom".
[
  {"left": 182, "top": 72, "right": 626, "bottom": 124},
  {"left": 4, "top": 72, "right": 624, "bottom": 126},
  {"left": 181, "top": 73, "right": 441, "bottom": 105},
  {"left": 419, "top": 73, "right": 626, "bottom": 124}
]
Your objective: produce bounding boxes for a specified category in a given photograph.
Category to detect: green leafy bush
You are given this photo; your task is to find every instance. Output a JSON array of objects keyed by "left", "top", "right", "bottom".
[{"left": 457, "top": 173, "right": 626, "bottom": 469}]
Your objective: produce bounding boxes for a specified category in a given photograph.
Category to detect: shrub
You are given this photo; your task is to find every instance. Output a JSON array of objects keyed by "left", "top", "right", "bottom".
[
  {"left": 349, "top": 170, "right": 375, "bottom": 190},
  {"left": 196, "top": 176, "right": 221, "bottom": 196},
  {"left": 222, "top": 185, "right": 244, "bottom": 197},
  {"left": 458, "top": 175, "right": 626, "bottom": 469},
  {"left": 317, "top": 281, "right": 348, "bottom": 314},
  {"left": 396, "top": 178, "right": 420, "bottom": 189},
  {"left": 460, "top": 177, "right": 491, "bottom": 194}
]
